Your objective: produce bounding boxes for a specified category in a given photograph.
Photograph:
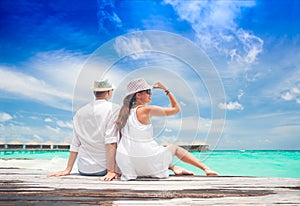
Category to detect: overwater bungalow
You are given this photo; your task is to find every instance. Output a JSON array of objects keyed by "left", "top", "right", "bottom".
[
  {"left": 6, "top": 141, "right": 24, "bottom": 149},
  {"left": 0, "top": 140, "right": 71, "bottom": 151},
  {"left": 0, "top": 140, "right": 5, "bottom": 149},
  {"left": 162, "top": 141, "right": 209, "bottom": 152},
  {"left": 42, "top": 145, "right": 51, "bottom": 149},
  {"left": 56, "top": 142, "right": 70, "bottom": 150},
  {"left": 42, "top": 141, "right": 55, "bottom": 149},
  {"left": 25, "top": 141, "right": 42, "bottom": 149},
  {"left": 179, "top": 142, "right": 209, "bottom": 152}
]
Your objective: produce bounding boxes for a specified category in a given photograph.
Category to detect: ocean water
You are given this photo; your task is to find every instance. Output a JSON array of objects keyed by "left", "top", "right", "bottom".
[
  {"left": 1, "top": 150, "right": 299, "bottom": 178},
  {"left": 174, "top": 150, "right": 300, "bottom": 178}
]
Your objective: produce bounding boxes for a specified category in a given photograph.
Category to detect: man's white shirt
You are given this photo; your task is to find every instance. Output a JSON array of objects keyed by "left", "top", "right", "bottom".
[{"left": 70, "top": 100, "right": 119, "bottom": 173}]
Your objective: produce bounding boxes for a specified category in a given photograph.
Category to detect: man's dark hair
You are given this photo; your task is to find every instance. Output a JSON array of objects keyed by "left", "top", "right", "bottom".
[{"left": 94, "top": 91, "right": 107, "bottom": 97}]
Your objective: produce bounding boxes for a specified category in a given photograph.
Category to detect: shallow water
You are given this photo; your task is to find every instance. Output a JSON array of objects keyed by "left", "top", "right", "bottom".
[
  {"left": 1, "top": 150, "right": 299, "bottom": 178},
  {"left": 174, "top": 150, "right": 300, "bottom": 178}
]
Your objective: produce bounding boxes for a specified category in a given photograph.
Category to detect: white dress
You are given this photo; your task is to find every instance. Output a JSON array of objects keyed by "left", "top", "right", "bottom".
[{"left": 116, "top": 106, "right": 173, "bottom": 180}]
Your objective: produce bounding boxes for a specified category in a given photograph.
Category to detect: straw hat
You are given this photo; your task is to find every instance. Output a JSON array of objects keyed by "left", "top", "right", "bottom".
[
  {"left": 126, "top": 78, "right": 152, "bottom": 96},
  {"left": 93, "top": 79, "right": 115, "bottom": 91}
]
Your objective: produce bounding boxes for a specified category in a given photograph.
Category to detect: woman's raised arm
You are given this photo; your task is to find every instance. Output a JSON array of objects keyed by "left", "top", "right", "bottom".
[{"left": 149, "top": 82, "right": 180, "bottom": 117}]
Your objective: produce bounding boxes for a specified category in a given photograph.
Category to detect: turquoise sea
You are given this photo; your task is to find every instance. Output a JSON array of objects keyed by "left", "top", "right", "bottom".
[{"left": 1, "top": 150, "right": 299, "bottom": 178}]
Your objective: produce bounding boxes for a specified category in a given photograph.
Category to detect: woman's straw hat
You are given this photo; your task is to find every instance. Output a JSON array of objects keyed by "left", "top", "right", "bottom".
[{"left": 126, "top": 78, "right": 152, "bottom": 96}]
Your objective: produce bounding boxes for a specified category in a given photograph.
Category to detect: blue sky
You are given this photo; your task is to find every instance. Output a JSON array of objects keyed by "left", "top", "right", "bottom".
[{"left": 0, "top": 0, "right": 300, "bottom": 150}]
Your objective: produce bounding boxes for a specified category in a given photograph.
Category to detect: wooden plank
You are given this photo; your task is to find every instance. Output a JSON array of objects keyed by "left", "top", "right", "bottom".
[{"left": 0, "top": 168, "right": 299, "bottom": 205}]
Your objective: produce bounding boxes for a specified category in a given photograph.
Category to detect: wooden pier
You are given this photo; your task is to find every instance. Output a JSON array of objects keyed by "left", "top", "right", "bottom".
[{"left": 0, "top": 167, "right": 299, "bottom": 205}]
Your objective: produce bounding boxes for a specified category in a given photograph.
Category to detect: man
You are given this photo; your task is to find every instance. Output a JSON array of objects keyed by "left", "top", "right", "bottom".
[{"left": 48, "top": 79, "right": 119, "bottom": 181}]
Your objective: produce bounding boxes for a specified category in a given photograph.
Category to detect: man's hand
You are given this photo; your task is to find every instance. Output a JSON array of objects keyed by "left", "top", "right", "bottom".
[
  {"left": 100, "top": 171, "right": 119, "bottom": 181},
  {"left": 47, "top": 169, "right": 71, "bottom": 177}
]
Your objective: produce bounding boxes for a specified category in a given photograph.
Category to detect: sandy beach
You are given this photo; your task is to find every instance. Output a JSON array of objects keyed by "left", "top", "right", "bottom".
[{"left": 1, "top": 159, "right": 300, "bottom": 205}]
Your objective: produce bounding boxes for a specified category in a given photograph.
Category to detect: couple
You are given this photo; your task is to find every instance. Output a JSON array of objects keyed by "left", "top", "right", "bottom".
[{"left": 49, "top": 78, "right": 218, "bottom": 181}]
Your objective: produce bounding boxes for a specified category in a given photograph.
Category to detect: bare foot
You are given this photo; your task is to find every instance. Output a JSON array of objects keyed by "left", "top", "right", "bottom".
[
  {"left": 172, "top": 166, "right": 194, "bottom": 176},
  {"left": 205, "top": 169, "right": 219, "bottom": 176}
]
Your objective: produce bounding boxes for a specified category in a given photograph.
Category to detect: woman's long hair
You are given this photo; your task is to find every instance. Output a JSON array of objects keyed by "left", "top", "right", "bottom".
[{"left": 115, "top": 93, "right": 136, "bottom": 131}]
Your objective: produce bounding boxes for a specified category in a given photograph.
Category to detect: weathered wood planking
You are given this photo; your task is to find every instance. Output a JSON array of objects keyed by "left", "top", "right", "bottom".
[{"left": 0, "top": 168, "right": 299, "bottom": 205}]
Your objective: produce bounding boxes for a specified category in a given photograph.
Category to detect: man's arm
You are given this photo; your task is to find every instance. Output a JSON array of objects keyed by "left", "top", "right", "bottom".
[
  {"left": 48, "top": 151, "right": 78, "bottom": 177},
  {"left": 101, "top": 142, "right": 118, "bottom": 181}
]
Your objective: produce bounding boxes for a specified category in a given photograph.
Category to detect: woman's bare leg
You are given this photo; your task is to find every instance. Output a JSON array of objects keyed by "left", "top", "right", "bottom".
[
  {"left": 170, "top": 145, "right": 218, "bottom": 176},
  {"left": 169, "top": 165, "right": 194, "bottom": 176}
]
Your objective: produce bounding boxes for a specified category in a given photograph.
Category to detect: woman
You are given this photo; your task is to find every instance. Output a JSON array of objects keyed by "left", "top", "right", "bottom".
[{"left": 115, "top": 78, "right": 218, "bottom": 180}]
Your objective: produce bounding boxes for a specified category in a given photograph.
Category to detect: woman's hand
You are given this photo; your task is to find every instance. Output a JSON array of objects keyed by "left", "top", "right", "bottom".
[{"left": 152, "top": 82, "right": 168, "bottom": 91}]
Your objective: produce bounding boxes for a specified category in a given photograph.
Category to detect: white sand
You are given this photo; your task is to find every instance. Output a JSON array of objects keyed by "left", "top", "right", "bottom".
[{"left": 0, "top": 157, "right": 78, "bottom": 174}]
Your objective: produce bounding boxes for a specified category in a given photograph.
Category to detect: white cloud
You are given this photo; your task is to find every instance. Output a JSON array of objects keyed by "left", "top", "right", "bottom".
[
  {"left": 0, "top": 66, "right": 73, "bottom": 110},
  {"left": 281, "top": 91, "right": 294, "bottom": 101},
  {"left": 110, "top": 65, "right": 213, "bottom": 114},
  {"left": 0, "top": 123, "right": 72, "bottom": 144},
  {"left": 237, "top": 29, "right": 263, "bottom": 63},
  {"left": 29, "top": 49, "right": 84, "bottom": 93},
  {"left": 218, "top": 101, "right": 244, "bottom": 110},
  {"left": 100, "top": 31, "right": 225, "bottom": 117},
  {"left": 29, "top": 116, "right": 39, "bottom": 120},
  {"left": 237, "top": 90, "right": 244, "bottom": 100},
  {"left": 154, "top": 116, "right": 224, "bottom": 149},
  {"left": 291, "top": 87, "right": 300, "bottom": 95},
  {"left": 219, "top": 111, "right": 300, "bottom": 150},
  {"left": 165, "top": 0, "right": 263, "bottom": 64},
  {"left": 46, "top": 126, "right": 61, "bottom": 134},
  {"left": 180, "top": 101, "right": 186, "bottom": 106},
  {"left": 0, "top": 50, "right": 88, "bottom": 111},
  {"left": 279, "top": 81, "right": 300, "bottom": 104},
  {"left": 152, "top": 116, "right": 212, "bottom": 143},
  {"left": 57, "top": 120, "right": 73, "bottom": 129},
  {"left": 44, "top": 118, "right": 53, "bottom": 122},
  {"left": 0, "top": 112, "right": 13, "bottom": 122},
  {"left": 157, "top": 116, "right": 225, "bottom": 135},
  {"left": 165, "top": 128, "right": 172, "bottom": 132},
  {"left": 33, "top": 134, "right": 42, "bottom": 140},
  {"left": 245, "top": 71, "right": 264, "bottom": 82},
  {"left": 114, "top": 35, "right": 152, "bottom": 59},
  {"left": 97, "top": 0, "right": 123, "bottom": 33},
  {"left": 259, "top": 39, "right": 300, "bottom": 105}
]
